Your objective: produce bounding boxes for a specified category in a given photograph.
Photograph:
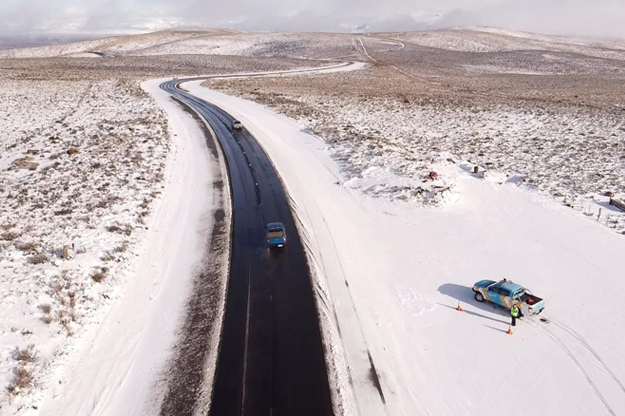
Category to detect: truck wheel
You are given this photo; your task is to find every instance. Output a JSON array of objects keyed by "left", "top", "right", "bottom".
[{"left": 474, "top": 292, "right": 485, "bottom": 302}]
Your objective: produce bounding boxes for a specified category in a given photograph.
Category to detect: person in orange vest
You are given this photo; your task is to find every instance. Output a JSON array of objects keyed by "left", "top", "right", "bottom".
[{"left": 510, "top": 303, "right": 521, "bottom": 327}]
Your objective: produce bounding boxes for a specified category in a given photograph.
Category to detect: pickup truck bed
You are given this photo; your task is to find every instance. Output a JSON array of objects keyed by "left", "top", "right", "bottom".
[{"left": 521, "top": 293, "right": 543, "bottom": 306}]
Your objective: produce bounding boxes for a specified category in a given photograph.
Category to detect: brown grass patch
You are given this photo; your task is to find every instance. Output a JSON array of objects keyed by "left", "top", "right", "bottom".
[{"left": 11, "top": 156, "right": 39, "bottom": 171}]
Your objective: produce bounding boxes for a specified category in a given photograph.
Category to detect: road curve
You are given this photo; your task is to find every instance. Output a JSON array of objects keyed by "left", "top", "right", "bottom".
[{"left": 160, "top": 65, "right": 352, "bottom": 416}]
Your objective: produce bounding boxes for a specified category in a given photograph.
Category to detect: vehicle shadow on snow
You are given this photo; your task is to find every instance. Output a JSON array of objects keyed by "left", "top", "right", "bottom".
[
  {"left": 436, "top": 303, "right": 510, "bottom": 325},
  {"left": 437, "top": 283, "right": 511, "bottom": 324},
  {"left": 483, "top": 325, "right": 510, "bottom": 333}
]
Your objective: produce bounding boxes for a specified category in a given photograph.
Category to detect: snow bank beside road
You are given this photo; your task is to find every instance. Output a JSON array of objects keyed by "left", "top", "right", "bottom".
[{"left": 191, "top": 85, "right": 625, "bottom": 416}]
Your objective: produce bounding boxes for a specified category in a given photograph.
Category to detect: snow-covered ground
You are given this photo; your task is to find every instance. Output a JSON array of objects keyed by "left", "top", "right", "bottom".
[
  {"left": 211, "top": 79, "right": 625, "bottom": 229},
  {"left": 27, "top": 79, "right": 226, "bottom": 416},
  {"left": 0, "top": 78, "right": 170, "bottom": 412},
  {"left": 209, "top": 31, "right": 625, "bottom": 234},
  {"left": 191, "top": 84, "right": 625, "bottom": 416},
  {"left": 0, "top": 70, "right": 228, "bottom": 414}
]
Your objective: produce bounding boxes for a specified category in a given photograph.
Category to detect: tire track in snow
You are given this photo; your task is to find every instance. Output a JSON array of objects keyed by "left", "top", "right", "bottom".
[
  {"left": 357, "top": 36, "right": 377, "bottom": 63},
  {"left": 356, "top": 35, "right": 445, "bottom": 87},
  {"left": 550, "top": 318, "right": 625, "bottom": 395},
  {"left": 527, "top": 317, "right": 620, "bottom": 415}
]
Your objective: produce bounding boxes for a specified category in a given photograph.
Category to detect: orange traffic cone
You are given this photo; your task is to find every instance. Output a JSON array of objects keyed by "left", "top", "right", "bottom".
[
  {"left": 507, "top": 325, "right": 513, "bottom": 335},
  {"left": 456, "top": 302, "right": 463, "bottom": 312}
]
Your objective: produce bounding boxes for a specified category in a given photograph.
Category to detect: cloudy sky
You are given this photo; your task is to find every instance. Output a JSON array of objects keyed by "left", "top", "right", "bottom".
[{"left": 1, "top": 0, "right": 624, "bottom": 38}]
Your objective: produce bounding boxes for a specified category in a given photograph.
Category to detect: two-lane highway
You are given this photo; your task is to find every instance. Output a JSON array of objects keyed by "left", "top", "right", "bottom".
[{"left": 160, "top": 78, "right": 334, "bottom": 416}]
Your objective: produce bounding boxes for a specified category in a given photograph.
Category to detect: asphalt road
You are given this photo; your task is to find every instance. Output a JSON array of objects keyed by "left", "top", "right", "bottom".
[{"left": 160, "top": 80, "right": 334, "bottom": 416}]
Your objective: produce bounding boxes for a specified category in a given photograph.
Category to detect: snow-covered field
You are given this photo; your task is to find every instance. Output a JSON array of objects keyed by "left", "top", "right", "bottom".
[
  {"left": 216, "top": 84, "right": 625, "bottom": 213},
  {"left": 209, "top": 33, "right": 625, "bottom": 233},
  {"left": 193, "top": 83, "right": 625, "bottom": 416},
  {"left": 0, "top": 77, "right": 172, "bottom": 412}
]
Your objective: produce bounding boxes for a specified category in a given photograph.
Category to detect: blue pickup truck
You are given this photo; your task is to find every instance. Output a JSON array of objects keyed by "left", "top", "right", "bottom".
[
  {"left": 266, "top": 222, "right": 287, "bottom": 249},
  {"left": 473, "top": 279, "right": 545, "bottom": 316}
]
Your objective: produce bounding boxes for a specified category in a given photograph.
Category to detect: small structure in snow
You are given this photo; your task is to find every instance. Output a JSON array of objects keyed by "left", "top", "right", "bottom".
[{"left": 610, "top": 196, "right": 625, "bottom": 212}]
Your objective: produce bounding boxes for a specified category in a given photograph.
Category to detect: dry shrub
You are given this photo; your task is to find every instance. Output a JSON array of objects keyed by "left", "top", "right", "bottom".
[
  {"left": 91, "top": 267, "right": 108, "bottom": 283},
  {"left": 106, "top": 225, "right": 120, "bottom": 233},
  {"left": 11, "top": 156, "right": 39, "bottom": 171},
  {"left": 100, "top": 251, "right": 115, "bottom": 262},
  {"left": 50, "top": 281, "right": 65, "bottom": 298},
  {"left": 1, "top": 222, "right": 15, "bottom": 231},
  {"left": 67, "top": 292, "right": 79, "bottom": 322},
  {"left": 8, "top": 365, "right": 34, "bottom": 395},
  {"left": 56, "top": 310, "right": 73, "bottom": 336},
  {"left": 139, "top": 198, "right": 150, "bottom": 209},
  {"left": 39, "top": 303, "right": 52, "bottom": 314},
  {"left": 1, "top": 231, "right": 19, "bottom": 241},
  {"left": 31, "top": 253, "right": 48, "bottom": 265},
  {"left": 13, "top": 344, "right": 37, "bottom": 362},
  {"left": 113, "top": 242, "right": 129, "bottom": 253},
  {"left": 16, "top": 241, "right": 38, "bottom": 253},
  {"left": 107, "top": 224, "right": 133, "bottom": 236}
]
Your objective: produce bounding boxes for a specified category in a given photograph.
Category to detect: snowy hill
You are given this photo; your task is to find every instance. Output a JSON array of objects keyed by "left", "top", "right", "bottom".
[
  {"left": 0, "top": 30, "right": 358, "bottom": 60},
  {"left": 381, "top": 28, "right": 625, "bottom": 61},
  {"left": 4, "top": 27, "right": 625, "bottom": 62}
]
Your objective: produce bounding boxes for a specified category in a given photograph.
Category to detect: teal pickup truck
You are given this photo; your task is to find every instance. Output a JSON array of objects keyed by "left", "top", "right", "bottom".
[{"left": 472, "top": 279, "right": 545, "bottom": 316}]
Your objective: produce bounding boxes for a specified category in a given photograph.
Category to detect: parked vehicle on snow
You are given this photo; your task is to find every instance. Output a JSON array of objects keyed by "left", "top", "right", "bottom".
[
  {"left": 472, "top": 279, "right": 545, "bottom": 316},
  {"left": 266, "top": 222, "right": 286, "bottom": 248},
  {"left": 232, "top": 120, "right": 243, "bottom": 130}
]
